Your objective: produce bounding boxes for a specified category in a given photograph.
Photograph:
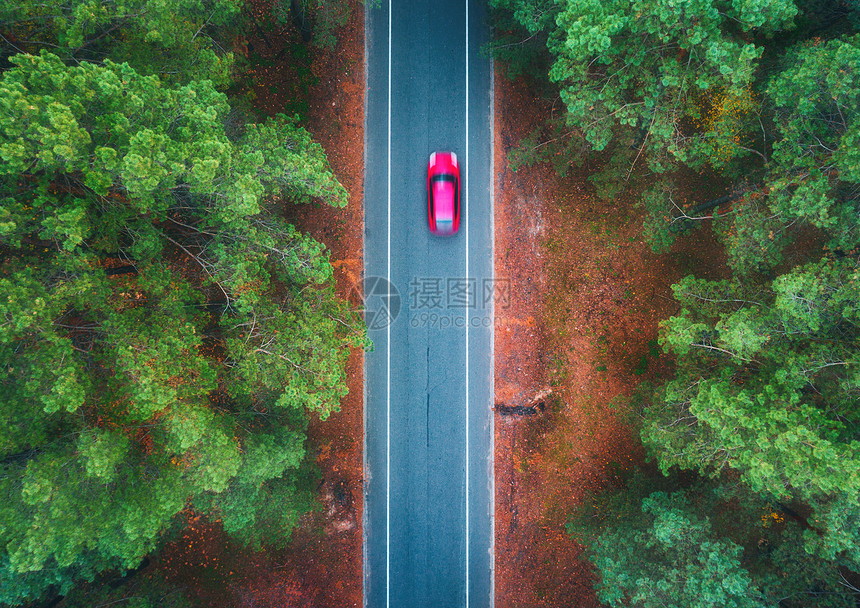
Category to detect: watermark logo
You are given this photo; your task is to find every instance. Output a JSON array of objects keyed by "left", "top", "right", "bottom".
[
  {"left": 408, "top": 277, "right": 511, "bottom": 311},
  {"left": 407, "top": 277, "right": 510, "bottom": 329},
  {"left": 361, "top": 276, "right": 402, "bottom": 330},
  {"left": 356, "top": 276, "right": 510, "bottom": 330}
]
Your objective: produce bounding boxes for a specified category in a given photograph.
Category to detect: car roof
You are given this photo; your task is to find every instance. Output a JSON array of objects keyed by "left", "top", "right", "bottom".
[{"left": 432, "top": 176, "right": 455, "bottom": 221}]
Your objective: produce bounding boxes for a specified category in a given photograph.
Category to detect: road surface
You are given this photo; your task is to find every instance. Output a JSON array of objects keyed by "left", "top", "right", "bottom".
[{"left": 363, "top": 1, "right": 494, "bottom": 606}]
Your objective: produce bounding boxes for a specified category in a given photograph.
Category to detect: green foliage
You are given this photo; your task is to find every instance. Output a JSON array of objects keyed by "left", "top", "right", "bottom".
[
  {"left": 275, "top": 0, "right": 377, "bottom": 50},
  {"left": 570, "top": 472, "right": 858, "bottom": 607},
  {"left": 0, "top": 54, "right": 364, "bottom": 605},
  {"left": 640, "top": 34, "right": 860, "bottom": 270},
  {"left": 198, "top": 462, "right": 320, "bottom": 551},
  {"left": 644, "top": 258, "right": 860, "bottom": 567},
  {"left": 640, "top": 178, "right": 682, "bottom": 252},
  {"left": 488, "top": 1, "right": 859, "bottom": 271},
  {"left": 591, "top": 491, "right": 765, "bottom": 608},
  {"left": 60, "top": 567, "right": 193, "bottom": 608},
  {"left": 0, "top": 0, "right": 242, "bottom": 85},
  {"left": 696, "top": 35, "right": 860, "bottom": 272},
  {"left": 485, "top": 0, "right": 557, "bottom": 79},
  {"left": 490, "top": 0, "right": 798, "bottom": 172},
  {"left": 506, "top": 113, "right": 589, "bottom": 176},
  {"left": 768, "top": 37, "right": 859, "bottom": 239},
  {"left": 587, "top": 139, "right": 641, "bottom": 200}
]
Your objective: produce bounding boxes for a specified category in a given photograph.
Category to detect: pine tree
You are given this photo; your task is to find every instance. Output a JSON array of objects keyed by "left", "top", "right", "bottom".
[
  {"left": 644, "top": 257, "right": 860, "bottom": 568},
  {"left": 0, "top": 53, "right": 365, "bottom": 606}
]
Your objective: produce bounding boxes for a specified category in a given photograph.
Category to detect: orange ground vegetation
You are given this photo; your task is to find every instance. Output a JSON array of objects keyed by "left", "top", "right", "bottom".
[
  {"left": 155, "top": 1, "right": 366, "bottom": 606},
  {"left": 492, "top": 71, "right": 728, "bottom": 607},
  {"left": 273, "top": 0, "right": 367, "bottom": 604},
  {"left": 153, "top": 3, "right": 736, "bottom": 605}
]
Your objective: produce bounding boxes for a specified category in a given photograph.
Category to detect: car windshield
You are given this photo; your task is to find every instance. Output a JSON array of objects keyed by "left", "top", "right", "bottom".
[{"left": 431, "top": 174, "right": 456, "bottom": 221}]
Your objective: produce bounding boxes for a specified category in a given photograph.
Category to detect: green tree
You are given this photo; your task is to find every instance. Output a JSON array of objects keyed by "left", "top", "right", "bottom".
[
  {"left": 0, "top": 53, "right": 365, "bottom": 605},
  {"left": 723, "top": 35, "right": 860, "bottom": 269},
  {"left": 274, "top": 0, "right": 376, "bottom": 50},
  {"left": 59, "top": 566, "right": 193, "bottom": 608},
  {"left": 483, "top": 0, "right": 557, "bottom": 79},
  {"left": 488, "top": 2, "right": 859, "bottom": 272},
  {"left": 489, "top": 0, "right": 798, "bottom": 172},
  {"left": 570, "top": 472, "right": 858, "bottom": 607},
  {"left": 0, "top": 0, "right": 242, "bottom": 85},
  {"left": 587, "top": 491, "right": 766, "bottom": 608},
  {"left": 644, "top": 257, "right": 860, "bottom": 568},
  {"left": 605, "top": 34, "right": 860, "bottom": 268}
]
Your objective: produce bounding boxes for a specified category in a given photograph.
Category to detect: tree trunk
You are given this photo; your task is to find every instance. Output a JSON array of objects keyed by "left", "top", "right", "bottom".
[
  {"left": 291, "top": 0, "right": 313, "bottom": 42},
  {"left": 495, "top": 388, "right": 552, "bottom": 416},
  {"left": 669, "top": 187, "right": 752, "bottom": 233},
  {"left": 0, "top": 448, "right": 40, "bottom": 466}
]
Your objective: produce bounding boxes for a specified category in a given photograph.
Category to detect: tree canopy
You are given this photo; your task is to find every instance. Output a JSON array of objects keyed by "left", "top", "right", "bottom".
[
  {"left": 644, "top": 257, "right": 859, "bottom": 566},
  {"left": 489, "top": 1, "right": 860, "bottom": 274},
  {"left": 488, "top": 1, "right": 860, "bottom": 604},
  {"left": 570, "top": 474, "right": 858, "bottom": 608},
  {"left": 0, "top": 7, "right": 363, "bottom": 604},
  {"left": 585, "top": 491, "right": 767, "bottom": 608},
  {"left": 668, "top": 34, "right": 860, "bottom": 271},
  {"left": 0, "top": 0, "right": 242, "bottom": 85},
  {"left": 489, "top": 0, "right": 797, "bottom": 170}
]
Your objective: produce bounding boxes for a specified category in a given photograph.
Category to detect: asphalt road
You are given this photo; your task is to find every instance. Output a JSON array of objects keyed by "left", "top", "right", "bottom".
[{"left": 363, "top": 1, "right": 494, "bottom": 607}]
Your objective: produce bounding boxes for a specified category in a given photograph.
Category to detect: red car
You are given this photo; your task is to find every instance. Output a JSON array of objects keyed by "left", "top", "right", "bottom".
[{"left": 427, "top": 152, "right": 460, "bottom": 236}]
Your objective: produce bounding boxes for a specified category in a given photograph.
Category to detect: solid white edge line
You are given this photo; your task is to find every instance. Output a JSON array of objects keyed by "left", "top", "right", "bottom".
[
  {"left": 489, "top": 53, "right": 496, "bottom": 608},
  {"left": 464, "top": 1, "right": 470, "bottom": 606},
  {"left": 362, "top": 5, "right": 369, "bottom": 606},
  {"left": 386, "top": 1, "right": 392, "bottom": 607}
]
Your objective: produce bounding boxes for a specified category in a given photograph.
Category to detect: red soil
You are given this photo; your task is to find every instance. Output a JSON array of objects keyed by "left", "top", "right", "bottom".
[
  {"left": 155, "top": 2, "right": 366, "bottom": 606},
  {"left": 492, "top": 71, "right": 728, "bottom": 607},
  {"left": 152, "top": 4, "right": 735, "bottom": 606},
  {"left": 273, "top": 1, "right": 367, "bottom": 605}
]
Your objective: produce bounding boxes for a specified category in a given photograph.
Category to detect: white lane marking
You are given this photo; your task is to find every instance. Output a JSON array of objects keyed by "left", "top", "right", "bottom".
[
  {"left": 384, "top": 5, "right": 473, "bottom": 607},
  {"left": 488, "top": 56, "right": 496, "bottom": 608},
  {"left": 386, "top": 1, "right": 392, "bottom": 607},
  {"left": 464, "top": 1, "right": 470, "bottom": 606}
]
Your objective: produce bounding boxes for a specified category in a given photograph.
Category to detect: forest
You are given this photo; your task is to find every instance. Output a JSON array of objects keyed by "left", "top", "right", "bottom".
[
  {"left": 2, "top": 0, "right": 858, "bottom": 605},
  {"left": 0, "top": 0, "right": 366, "bottom": 605},
  {"left": 487, "top": 0, "right": 859, "bottom": 605}
]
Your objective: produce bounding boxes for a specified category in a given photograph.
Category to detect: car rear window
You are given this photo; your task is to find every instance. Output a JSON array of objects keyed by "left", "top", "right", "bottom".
[{"left": 435, "top": 219, "right": 454, "bottom": 232}]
